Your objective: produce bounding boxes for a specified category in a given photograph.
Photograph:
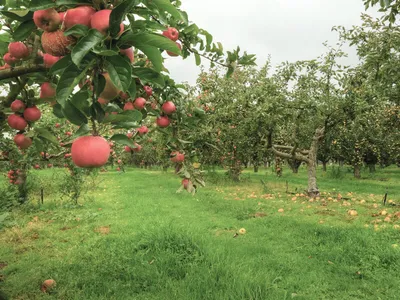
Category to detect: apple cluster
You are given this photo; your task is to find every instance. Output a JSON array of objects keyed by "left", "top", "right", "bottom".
[{"left": 7, "top": 99, "right": 41, "bottom": 150}]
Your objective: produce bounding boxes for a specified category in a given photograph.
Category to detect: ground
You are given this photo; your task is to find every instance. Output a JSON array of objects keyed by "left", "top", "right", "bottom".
[{"left": 0, "top": 165, "right": 399, "bottom": 299}]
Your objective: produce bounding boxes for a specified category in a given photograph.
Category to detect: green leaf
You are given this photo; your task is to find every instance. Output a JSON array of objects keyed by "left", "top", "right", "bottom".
[
  {"left": 73, "top": 124, "right": 90, "bottom": 137},
  {"left": 71, "top": 29, "right": 104, "bottom": 66},
  {"left": 29, "top": 0, "right": 91, "bottom": 10},
  {"left": 35, "top": 127, "right": 58, "bottom": 144},
  {"left": 64, "top": 24, "right": 89, "bottom": 37},
  {"left": 137, "top": 44, "right": 163, "bottom": 72},
  {"left": 56, "top": 60, "right": 94, "bottom": 107},
  {"left": 0, "top": 33, "right": 11, "bottom": 43},
  {"left": 194, "top": 53, "right": 201, "bottom": 66},
  {"left": 112, "top": 122, "right": 137, "bottom": 129},
  {"left": 110, "top": 134, "right": 136, "bottom": 147},
  {"left": 132, "top": 67, "right": 165, "bottom": 87},
  {"left": 50, "top": 55, "right": 72, "bottom": 75},
  {"left": 92, "top": 48, "right": 119, "bottom": 56},
  {"left": 109, "top": 0, "right": 138, "bottom": 37},
  {"left": 12, "top": 20, "right": 35, "bottom": 41},
  {"left": 71, "top": 89, "right": 91, "bottom": 116},
  {"left": 104, "top": 55, "right": 132, "bottom": 91},
  {"left": 62, "top": 100, "right": 88, "bottom": 126},
  {"left": 90, "top": 102, "right": 105, "bottom": 123},
  {"left": 95, "top": 73, "right": 106, "bottom": 98},
  {"left": 149, "top": 0, "right": 187, "bottom": 23},
  {"left": 102, "top": 110, "right": 142, "bottom": 124},
  {"left": 118, "top": 32, "right": 181, "bottom": 53},
  {"left": 0, "top": 10, "right": 33, "bottom": 22},
  {"left": 127, "top": 79, "right": 137, "bottom": 98},
  {"left": 52, "top": 103, "right": 64, "bottom": 118}
]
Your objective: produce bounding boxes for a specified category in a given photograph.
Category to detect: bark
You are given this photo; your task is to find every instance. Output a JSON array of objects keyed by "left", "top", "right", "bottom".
[
  {"left": 254, "top": 165, "right": 259, "bottom": 173},
  {"left": 270, "top": 127, "right": 324, "bottom": 197},
  {"left": 0, "top": 64, "right": 46, "bottom": 81},
  {"left": 322, "top": 161, "right": 327, "bottom": 172},
  {"left": 354, "top": 164, "right": 361, "bottom": 179},
  {"left": 306, "top": 128, "right": 324, "bottom": 197},
  {"left": 287, "top": 159, "right": 301, "bottom": 174}
]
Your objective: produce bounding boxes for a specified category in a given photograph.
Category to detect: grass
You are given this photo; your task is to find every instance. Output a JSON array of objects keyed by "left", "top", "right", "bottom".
[{"left": 0, "top": 165, "right": 400, "bottom": 299}]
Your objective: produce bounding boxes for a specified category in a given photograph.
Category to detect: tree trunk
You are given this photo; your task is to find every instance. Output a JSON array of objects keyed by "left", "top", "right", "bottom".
[
  {"left": 354, "top": 164, "right": 361, "bottom": 179},
  {"left": 306, "top": 128, "right": 324, "bottom": 197},
  {"left": 322, "top": 161, "right": 327, "bottom": 172},
  {"left": 307, "top": 160, "right": 319, "bottom": 197},
  {"left": 287, "top": 159, "right": 301, "bottom": 174},
  {"left": 254, "top": 165, "right": 259, "bottom": 173},
  {"left": 368, "top": 163, "right": 376, "bottom": 173}
]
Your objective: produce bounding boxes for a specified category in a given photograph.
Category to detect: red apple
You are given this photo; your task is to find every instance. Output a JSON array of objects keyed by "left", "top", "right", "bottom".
[
  {"left": 34, "top": 164, "right": 40, "bottom": 169},
  {"left": 167, "top": 42, "right": 182, "bottom": 57},
  {"left": 41, "top": 30, "right": 75, "bottom": 56},
  {"left": 134, "top": 97, "right": 146, "bottom": 110},
  {"left": 132, "top": 143, "right": 142, "bottom": 152},
  {"left": 144, "top": 86, "right": 152, "bottom": 96},
  {"left": 10, "top": 100, "right": 25, "bottom": 112},
  {"left": 116, "top": 167, "right": 121, "bottom": 171},
  {"left": 182, "top": 178, "right": 190, "bottom": 189},
  {"left": 7, "top": 114, "right": 27, "bottom": 130},
  {"left": 3, "top": 53, "right": 18, "bottom": 65},
  {"left": 156, "top": 116, "right": 170, "bottom": 128},
  {"left": 98, "top": 98, "right": 109, "bottom": 105},
  {"left": 124, "top": 146, "right": 131, "bottom": 152},
  {"left": 47, "top": 163, "right": 53, "bottom": 168},
  {"left": 117, "top": 159, "right": 122, "bottom": 164},
  {"left": 71, "top": 135, "right": 110, "bottom": 168},
  {"left": 119, "top": 91, "right": 129, "bottom": 100},
  {"left": 8, "top": 42, "right": 29, "bottom": 59},
  {"left": 124, "top": 102, "right": 135, "bottom": 111},
  {"left": 59, "top": 12, "right": 66, "bottom": 22},
  {"left": 33, "top": 8, "right": 61, "bottom": 32},
  {"left": 63, "top": 6, "right": 96, "bottom": 30},
  {"left": 100, "top": 73, "right": 121, "bottom": 100},
  {"left": 66, "top": 131, "right": 72, "bottom": 136},
  {"left": 40, "top": 82, "right": 56, "bottom": 99},
  {"left": 43, "top": 53, "right": 62, "bottom": 68},
  {"left": 162, "top": 101, "right": 176, "bottom": 114},
  {"left": 120, "top": 47, "right": 134, "bottom": 63},
  {"left": 14, "top": 134, "right": 32, "bottom": 149},
  {"left": 55, "top": 123, "right": 60, "bottom": 128},
  {"left": 137, "top": 125, "right": 149, "bottom": 135},
  {"left": 23, "top": 106, "right": 41, "bottom": 122},
  {"left": 126, "top": 132, "right": 134, "bottom": 139},
  {"left": 163, "top": 27, "right": 179, "bottom": 41},
  {"left": 171, "top": 151, "right": 185, "bottom": 163},
  {"left": 90, "top": 9, "right": 124, "bottom": 36}
]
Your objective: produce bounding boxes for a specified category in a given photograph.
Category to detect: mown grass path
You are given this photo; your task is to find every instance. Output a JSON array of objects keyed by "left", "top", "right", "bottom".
[{"left": 1, "top": 166, "right": 400, "bottom": 299}]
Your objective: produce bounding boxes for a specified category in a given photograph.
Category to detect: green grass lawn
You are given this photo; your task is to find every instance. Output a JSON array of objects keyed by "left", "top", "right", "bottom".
[{"left": 1, "top": 165, "right": 400, "bottom": 299}]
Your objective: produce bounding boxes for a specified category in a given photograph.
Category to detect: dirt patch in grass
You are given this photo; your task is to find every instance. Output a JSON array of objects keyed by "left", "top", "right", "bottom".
[
  {"left": 95, "top": 226, "right": 110, "bottom": 235},
  {"left": 249, "top": 212, "right": 268, "bottom": 218}
]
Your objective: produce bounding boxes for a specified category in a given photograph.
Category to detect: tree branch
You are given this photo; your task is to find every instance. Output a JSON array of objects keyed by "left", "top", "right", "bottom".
[
  {"left": 0, "top": 64, "right": 47, "bottom": 81},
  {"left": 271, "top": 146, "right": 310, "bottom": 163},
  {"left": 273, "top": 145, "right": 309, "bottom": 155}
]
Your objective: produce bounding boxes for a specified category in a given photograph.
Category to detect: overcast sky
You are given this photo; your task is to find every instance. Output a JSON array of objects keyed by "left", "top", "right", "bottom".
[{"left": 164, "top": 0, "right": 381, "bottom": 84}]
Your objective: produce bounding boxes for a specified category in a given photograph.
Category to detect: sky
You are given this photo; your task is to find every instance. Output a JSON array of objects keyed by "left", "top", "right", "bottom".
[{"left": 164, "top": 0, "right": 381, "bottom": 85}]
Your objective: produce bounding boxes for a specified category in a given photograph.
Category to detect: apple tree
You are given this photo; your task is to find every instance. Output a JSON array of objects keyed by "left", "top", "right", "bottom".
[{"left": 0, "top": 0, "right": 256, "bottom": 195}]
